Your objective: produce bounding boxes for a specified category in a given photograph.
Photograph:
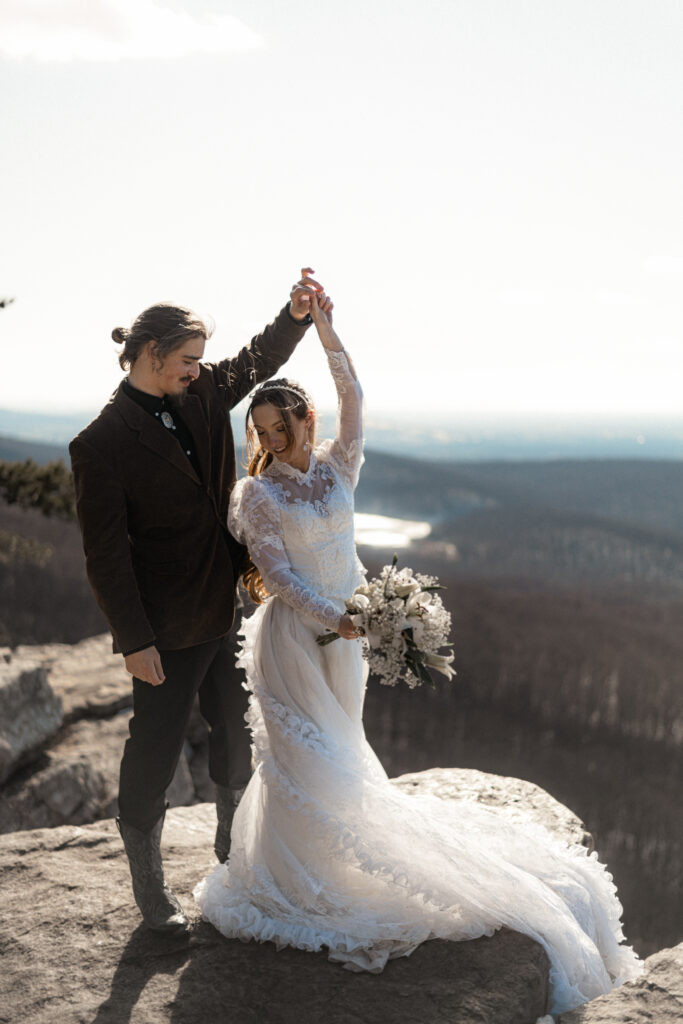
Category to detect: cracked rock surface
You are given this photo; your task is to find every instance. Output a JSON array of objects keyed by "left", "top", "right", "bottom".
[
  {"left": 0, "top": 656, "right": 63, "bottom": 784},
  {"left": 0, "top": 636, "right": 200, "bottom": 834},
  {"left": 394, "top": 767, "right": 592, "bottom": 848},
  {"left": 3, "top": 772, "right": 678, "bottom": 1024},
  {"left": 0, "top": 715, "right": 194, "bottom": 833},
  {"left": 14, "top": 634, "right": 132, "bottom": 723},
  {"left": 1, "top": 797, "right": 553, "bottom": 1024},
  {"left": 557, "top": 942, "right": 683, "bottom": 1023}
]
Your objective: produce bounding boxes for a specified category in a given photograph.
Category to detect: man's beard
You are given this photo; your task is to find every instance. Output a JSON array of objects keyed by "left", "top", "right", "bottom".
[{"left": 167, "top": 385, "right": 190, "bottom": 407}]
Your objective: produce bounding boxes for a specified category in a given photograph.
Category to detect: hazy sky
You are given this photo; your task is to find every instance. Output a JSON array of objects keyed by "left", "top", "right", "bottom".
[{"left": 1, "top": 0, "right": 682, "bottom": 419}]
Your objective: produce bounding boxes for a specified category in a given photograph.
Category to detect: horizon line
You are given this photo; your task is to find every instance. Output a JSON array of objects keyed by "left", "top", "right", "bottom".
[{"left": 4, "top": 404, "right": 683, "bottom": 426}]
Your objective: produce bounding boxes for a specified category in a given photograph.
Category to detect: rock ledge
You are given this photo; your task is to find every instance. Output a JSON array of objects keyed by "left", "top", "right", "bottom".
[{"left": 0, "top": 769, "right": 561, "bottom": 1024}]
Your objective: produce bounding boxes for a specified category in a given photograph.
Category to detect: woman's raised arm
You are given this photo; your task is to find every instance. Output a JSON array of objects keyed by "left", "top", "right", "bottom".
[{"left": 309, "top": 292, "right": 364, "bottom": 485}]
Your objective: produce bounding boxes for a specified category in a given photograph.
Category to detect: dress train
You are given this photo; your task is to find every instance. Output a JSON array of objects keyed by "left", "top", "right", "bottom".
[{"left": 195, "top": 600, "right": 642, "bottom": 1015}]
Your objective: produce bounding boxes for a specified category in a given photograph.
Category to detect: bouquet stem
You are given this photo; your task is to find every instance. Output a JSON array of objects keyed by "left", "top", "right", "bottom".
[{"left": 317, "top": 631, "right": 340, "bottom": 646}]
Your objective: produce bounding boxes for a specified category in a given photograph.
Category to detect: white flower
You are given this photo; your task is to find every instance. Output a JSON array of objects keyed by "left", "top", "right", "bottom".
[
  {"left": 363, "top": 626, "right": 385, "bottom": 649},
  {"left": 408, "top": 619, "right": 425, "bottom": 643},
  {"left": 424, "top": 652, "right": 456, "bottom": 680},
  {"left": 405, "top": 591, "right": 431, "bottom": 616},
  {"left": 319, "top": 559, "right": 455, "bottom": 688},
  {"left": 395, "top": 581, "right": 421, "bottom": 597}
]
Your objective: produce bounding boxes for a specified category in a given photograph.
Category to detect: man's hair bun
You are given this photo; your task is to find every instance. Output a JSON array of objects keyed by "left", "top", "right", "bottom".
[{"left": 111, "top": 303, "right": 211, "bottom": 369}]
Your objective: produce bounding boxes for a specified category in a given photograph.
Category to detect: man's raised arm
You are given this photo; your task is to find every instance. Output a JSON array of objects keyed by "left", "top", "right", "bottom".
[{"left": 208, "top": 269, "right": 329, "bottom": 407}]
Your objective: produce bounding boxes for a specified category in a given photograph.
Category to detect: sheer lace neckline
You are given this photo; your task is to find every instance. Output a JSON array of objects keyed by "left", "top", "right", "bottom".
[{"left": 265, "top": 451, "right": 318, "bottom": 485}]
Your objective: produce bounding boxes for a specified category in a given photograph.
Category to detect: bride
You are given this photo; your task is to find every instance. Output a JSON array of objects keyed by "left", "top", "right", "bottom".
[{"left": 194, "top": 288, "right": 642, "bottom": 1015}]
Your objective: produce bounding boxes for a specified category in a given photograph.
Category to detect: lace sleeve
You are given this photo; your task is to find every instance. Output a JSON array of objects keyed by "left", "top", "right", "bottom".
[
  {"left": 229, "top": 478, "right": 343, "bottom": 633},
  {"left": 326, "top": 348, "right": 364, "bottom": 489}
]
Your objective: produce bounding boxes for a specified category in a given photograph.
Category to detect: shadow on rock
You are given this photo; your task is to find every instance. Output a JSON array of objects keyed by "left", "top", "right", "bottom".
[
  {"left": 92, "top": 924, "right": 194, "bottom": 1024},
  {"left": 169, "top": 922, "right": 550, "bottom": 1024}
]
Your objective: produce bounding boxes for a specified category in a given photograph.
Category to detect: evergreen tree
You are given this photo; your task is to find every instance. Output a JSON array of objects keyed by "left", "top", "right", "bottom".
[{"left": 0, "top": 459, "right": 75, "bottom": 521}]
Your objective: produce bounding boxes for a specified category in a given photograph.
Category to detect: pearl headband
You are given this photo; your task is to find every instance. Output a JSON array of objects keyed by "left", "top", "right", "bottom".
[{"left": 252, "top": 384, "right": 308, "bottom": 402}]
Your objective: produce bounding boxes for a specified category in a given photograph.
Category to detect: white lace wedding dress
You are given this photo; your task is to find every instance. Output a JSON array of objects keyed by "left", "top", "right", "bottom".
[{"left": 194, "top": 349, "right": 641, "bottom": 1015}]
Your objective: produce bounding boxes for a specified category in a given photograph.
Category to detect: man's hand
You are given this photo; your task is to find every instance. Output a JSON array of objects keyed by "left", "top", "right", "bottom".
[
  {"left": 289, "top": 267, "right": 327, "bottom": 321},
  {"left": 124, "top": 645, "right": 165, "bottom": 686}
]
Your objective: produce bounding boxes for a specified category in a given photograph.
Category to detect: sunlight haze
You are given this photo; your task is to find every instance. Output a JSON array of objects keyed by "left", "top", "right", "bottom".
[{"left": 1, "top": 0, "right": 682, "bottom": 420}]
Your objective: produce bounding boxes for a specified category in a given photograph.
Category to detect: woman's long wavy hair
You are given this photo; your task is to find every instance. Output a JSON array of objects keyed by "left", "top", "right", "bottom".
[{"left": 241, "top": 378, "right": 316, "bottom": 604}]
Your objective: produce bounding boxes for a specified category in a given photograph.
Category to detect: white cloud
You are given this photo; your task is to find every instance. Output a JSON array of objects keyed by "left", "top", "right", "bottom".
[{"left": 0, "top": 0, "right": 264, "bottom": 62}]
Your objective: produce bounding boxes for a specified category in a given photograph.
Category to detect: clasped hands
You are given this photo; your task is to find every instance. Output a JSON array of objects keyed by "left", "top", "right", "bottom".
[{"left": 290, "top": 267, "right": 334, "bottom": 324}]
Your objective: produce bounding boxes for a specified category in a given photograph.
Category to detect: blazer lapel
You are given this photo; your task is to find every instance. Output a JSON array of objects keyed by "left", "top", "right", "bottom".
[
  {"left": 178, "top": 394, "right": 211, "bottom": 488},
  {"left": 113, "top": 386, "right": 201, "bottom": 485}
]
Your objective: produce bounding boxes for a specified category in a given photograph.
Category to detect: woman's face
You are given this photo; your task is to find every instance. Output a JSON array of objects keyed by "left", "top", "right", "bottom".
[{"left": 251, "top": 401, "right": 311, "bottom": 468}]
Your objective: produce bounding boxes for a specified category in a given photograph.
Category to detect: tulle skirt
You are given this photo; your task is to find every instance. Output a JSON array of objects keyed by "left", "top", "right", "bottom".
[{"left": 194, "top": 598, "right": 642, "bottom": 1014}]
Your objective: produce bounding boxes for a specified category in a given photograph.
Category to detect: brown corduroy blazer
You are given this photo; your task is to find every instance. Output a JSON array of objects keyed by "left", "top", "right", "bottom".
[{"left": 70, "top": 305, "right": 308, "bottom": 654}]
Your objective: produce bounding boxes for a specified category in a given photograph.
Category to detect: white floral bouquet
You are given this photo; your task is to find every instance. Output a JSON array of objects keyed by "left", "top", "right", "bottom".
[{"left": 317, "top": 556, "right": 455, "bottom": 688}]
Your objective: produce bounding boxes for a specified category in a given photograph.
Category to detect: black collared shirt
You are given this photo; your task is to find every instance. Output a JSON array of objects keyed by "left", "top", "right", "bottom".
[{"left": 121, "top": 377, "right": 202, "bottom": 480}]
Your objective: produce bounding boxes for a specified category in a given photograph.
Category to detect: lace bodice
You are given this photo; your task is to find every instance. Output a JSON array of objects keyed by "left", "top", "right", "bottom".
[{"left": 229, "top": 349, "right": 365, "bottom": 632}]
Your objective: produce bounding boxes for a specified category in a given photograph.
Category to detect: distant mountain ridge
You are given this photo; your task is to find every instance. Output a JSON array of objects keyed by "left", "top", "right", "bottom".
[
  {"left": 0, "top": 435, "right": 68, "bottom": 464},
  {"left": 3, "top": 406, "right": 683, "bottom": 461},
  {"left": 0, "top": 409, "right": 91, "bottom": 448},
  {"left": 4, "top": 430, "right": 683, "bottom": 552},
  {"left": 356, "top": 449, "right": 683, "bottom": 535}
]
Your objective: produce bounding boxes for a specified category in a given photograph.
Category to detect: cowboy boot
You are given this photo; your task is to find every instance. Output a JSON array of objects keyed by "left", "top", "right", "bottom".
[
  {"left": 214, "top": 785, "right": 245, "bottom": 863},
  {"left": 117, "top": 809, "right": 189, "bottom": 933}
]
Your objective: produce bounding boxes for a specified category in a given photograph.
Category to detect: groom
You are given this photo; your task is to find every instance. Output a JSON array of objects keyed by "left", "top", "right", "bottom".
[{"left": 70, "top": 270, "right": 323, "bottom": 933}]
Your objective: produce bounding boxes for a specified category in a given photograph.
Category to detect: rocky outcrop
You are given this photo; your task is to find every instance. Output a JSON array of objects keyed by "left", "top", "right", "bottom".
[
  {"left": 0, "top": 655, "right": 62, "bottom": 784},
  {"left": 558, "top": 942, "right": 683, "bottom": 1022},
  {"left": 394, "top": 767, "right": 592, "bottom": 848},
  {"left": 0, "top": 634, "right": 677, "bottom": 1022},
  {"left": 0, "top": 800, "right": 553, "bottom": 1024},
  {"left": 0, "top": 636, "right": 200, "bottom": 834},
  {"left": 0, "top": 766, "right": 630, "bottom": 1024},
  {"left": 0, "top": 626, "right": 597, "bottom": 841},
  {"left": 0, "top": 714, "right": 195, "bottom": 833},
  {"left": 14, "top": 633, "right": 133, "bottom": 721}
]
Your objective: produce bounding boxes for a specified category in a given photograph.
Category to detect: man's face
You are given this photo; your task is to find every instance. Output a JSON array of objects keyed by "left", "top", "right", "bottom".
[{"left": 154, "top": 335, "right": 205, "bottom": 398}]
